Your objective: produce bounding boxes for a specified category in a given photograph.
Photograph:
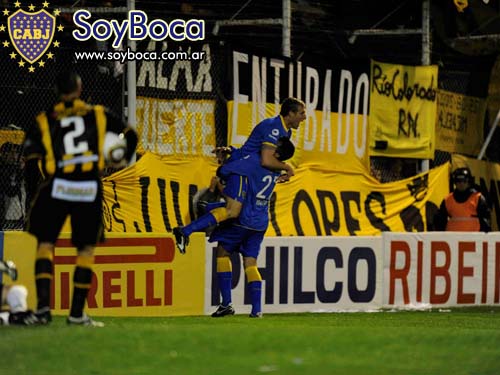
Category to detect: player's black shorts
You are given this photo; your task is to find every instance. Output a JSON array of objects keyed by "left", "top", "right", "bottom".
[{"left": 27, "top": 179, "right": 104, "bottom": 249}]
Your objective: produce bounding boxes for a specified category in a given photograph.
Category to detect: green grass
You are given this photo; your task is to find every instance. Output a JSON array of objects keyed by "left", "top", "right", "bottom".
[{"left": 2, "top": 308, "right": 500, "bottom": 375}]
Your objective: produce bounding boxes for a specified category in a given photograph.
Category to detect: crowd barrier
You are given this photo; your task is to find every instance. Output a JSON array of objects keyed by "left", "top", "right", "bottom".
[{"left": 1, "top": 231, "right": 499, "bottom": 316}]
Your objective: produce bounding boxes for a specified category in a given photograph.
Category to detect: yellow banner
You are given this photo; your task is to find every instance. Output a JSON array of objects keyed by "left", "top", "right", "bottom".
[
  {"left": 435, "top": 89, "right": 485, "bottom": 155},
  {"left": 267, "top": 163, "right": 450, "bottom": 236},
  {"left": 103, "top": 153, "right": 449, "bottom": 236},
  {"left": 369, "top": 60, "right": 438, "bottom": 158},
  {"left": 102, "top": 152, "right": 219, "bottom": 232},
  {"left": 136, "top": 97, "right": 216, "bottom": 158},
  {"left": 227, "top": 101, "right": 370, "bottom": 174},
  {"left": 452, "top": 154, "right": 500, "bottom": 231},
  {"left": 1, "top": 231, "right": 206, "bottom": 316}
]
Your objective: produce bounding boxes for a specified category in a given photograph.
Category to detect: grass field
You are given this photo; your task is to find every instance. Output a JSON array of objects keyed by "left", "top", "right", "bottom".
[{"left": 2, "top": 308, "right": 500, "bottom": 375}]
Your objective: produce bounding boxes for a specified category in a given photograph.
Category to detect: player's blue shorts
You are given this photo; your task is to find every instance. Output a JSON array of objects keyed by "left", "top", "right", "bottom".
[
  {"left": 209, "top": 224, "right": 265, "bottom": 259},
  {"left": 222, "top": 173, "right": 248, "bottom": 203}
]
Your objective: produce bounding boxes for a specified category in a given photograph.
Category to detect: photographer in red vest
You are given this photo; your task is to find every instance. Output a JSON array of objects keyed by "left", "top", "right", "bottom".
[{"left": 434, "top": 167, "right": 491, "bottom": 232}]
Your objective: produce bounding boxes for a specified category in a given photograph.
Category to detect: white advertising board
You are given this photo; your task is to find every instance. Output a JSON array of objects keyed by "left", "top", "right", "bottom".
[{"left": 204, "top": 236, "right": 383, "bottom": 315}]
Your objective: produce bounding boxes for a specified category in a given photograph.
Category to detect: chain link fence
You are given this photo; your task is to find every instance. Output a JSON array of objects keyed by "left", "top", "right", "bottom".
[
  {"left": 0, "top": 6, "right": 127, "bottom": 230},
  {"left": 134, "top": 39, "right": 226, "bottom": 157},
  {"left": 0, "top": 4, "right": 495, "bottom": 230}
]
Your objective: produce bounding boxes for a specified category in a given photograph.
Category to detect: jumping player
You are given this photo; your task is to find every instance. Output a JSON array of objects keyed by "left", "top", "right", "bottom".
[
  {"left": 173, "top": 97, "right": 305, "bottom": 252},
  {"left": 209, "top": 137, "right": 295, "bottom": 317}
]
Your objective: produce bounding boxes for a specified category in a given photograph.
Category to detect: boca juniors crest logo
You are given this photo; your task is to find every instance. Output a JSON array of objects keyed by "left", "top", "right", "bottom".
[
  {"left": 8, "top": 9, "right": 55, "bottom": 63},
  {"left": 1, "top": 2, "right": 62, "bottom": 72}
]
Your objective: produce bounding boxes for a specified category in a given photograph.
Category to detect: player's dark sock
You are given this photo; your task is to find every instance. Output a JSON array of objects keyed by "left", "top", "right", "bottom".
[
  {"left": 183, "top": 207, "right": 228, "bottom": 236},
  {"left": 217, "top": 257, "right": 232, "bottom": 306},
  {"left": 35, "top": 247, "right": 53, "bottom": 310},
  {"left": 245, "top": 266, "right": 262, "bottom": 315},
  {"left": 70, "top": 255, "right": 94, "bottom": 318}
]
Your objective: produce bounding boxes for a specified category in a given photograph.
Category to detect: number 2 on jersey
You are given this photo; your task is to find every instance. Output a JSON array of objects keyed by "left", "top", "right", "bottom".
[
  {"left": 60, "top": 116, "right": 94, "bottom": 173},
  {"left": 256, "top": 175, "right": 277, "bottom": 200},
  {"left": 61, "top": 116, "right": 88, "bottom": 154}
]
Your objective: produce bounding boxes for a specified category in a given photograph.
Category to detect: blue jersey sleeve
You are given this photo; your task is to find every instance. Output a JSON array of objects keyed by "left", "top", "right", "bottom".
[{"left": 218, "top": 154, "right": 261, "bottom": 179}]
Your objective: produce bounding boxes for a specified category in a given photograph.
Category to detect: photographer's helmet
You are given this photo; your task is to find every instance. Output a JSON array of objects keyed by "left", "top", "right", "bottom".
[{"left": 452, "top": 167, "right": 473, "bottom": 184}]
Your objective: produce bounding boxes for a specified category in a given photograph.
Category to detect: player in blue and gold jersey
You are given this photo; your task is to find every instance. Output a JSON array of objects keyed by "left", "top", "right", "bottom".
[
  {"left": 209, "top": 137, "right": 295, "bottom": 317},
  {"left": 228, "top": 97, "right": 305, "bottom": 176},
  {"left": 23, "top": 71, "right": 137, "bottom": 326},
  {"left": 173, "top": 97, "right": 305, "bottom": 253}
]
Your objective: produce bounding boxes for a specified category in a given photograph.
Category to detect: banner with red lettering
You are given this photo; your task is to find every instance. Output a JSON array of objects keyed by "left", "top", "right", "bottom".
[
  {"left": 0, "top": 231, "right": 206, "bottom": 316},
  {"left": 51, "top": 233, "right": 206, "bottom": 316},
  {"left": 3, "top": 231, "right": 499, "bottom": 316},
  {"left": 384, "top": 232, "right": 500, "bottom": 307}
]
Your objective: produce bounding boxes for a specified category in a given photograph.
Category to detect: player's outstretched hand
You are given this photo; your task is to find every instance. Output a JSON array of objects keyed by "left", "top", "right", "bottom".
[
  {"left": 212, "top": 146, "right": 233, "bottom": 164},
  {"left": 284, "top": 163, "right": 295, "bottom": 177},
  {"left": 277, "top": 173, "right": 291, "bottom": 183}
]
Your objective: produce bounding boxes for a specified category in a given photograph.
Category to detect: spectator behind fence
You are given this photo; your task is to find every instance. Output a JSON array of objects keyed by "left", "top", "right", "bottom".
[
  {"left": 434, "top": 167, "right": 491, "bottom": 232},
  {"left": 0, "top": 142, "right": 25, "bottom": 230}
]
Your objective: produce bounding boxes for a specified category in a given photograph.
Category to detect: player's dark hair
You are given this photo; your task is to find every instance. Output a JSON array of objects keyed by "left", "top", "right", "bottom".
[
  {"left": 275, "top": 137, "right": 295, "bottom": 161},
  {"left": 55, "top": 70, "right": 81, "bottom": 96},
  {"left": 280, "top": 97, "right": 305, "bottom": 116}
]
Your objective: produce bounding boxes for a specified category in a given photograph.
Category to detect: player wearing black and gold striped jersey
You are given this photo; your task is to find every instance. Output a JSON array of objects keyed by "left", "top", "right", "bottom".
[{"left": 23, "top": 71, "right": 137, "bottom": 326}]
